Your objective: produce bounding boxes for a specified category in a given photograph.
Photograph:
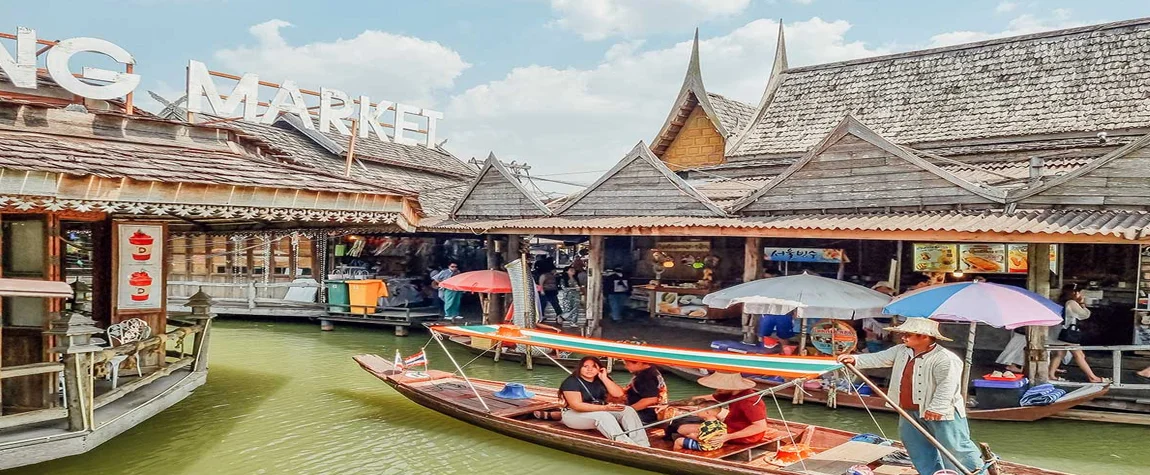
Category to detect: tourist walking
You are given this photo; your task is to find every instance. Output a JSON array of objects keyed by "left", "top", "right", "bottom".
[
  {"left": 604, "top": 268, "right": 631, "bottom": 322},
  {"left": 557, "top": 266, "right": 584, "bottom": 327},
  {"left": 431, "top": 261, "right": 462, "bottom": 321},
  {"left": 1048, "top": 283, "right": 1105, "bottom": 383},
  {"left": 838, "top": 318, "right": 984, "bottom": 475}
]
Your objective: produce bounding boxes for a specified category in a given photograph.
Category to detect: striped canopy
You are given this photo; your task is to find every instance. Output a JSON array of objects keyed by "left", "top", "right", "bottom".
[{"left": 433, "top": 325, "right": 842, "bottom": 378}]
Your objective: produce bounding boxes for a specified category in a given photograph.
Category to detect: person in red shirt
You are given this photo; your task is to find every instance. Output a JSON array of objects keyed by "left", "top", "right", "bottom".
[{"left": 671, "top": 372, "right": 769, "bottom": 445}]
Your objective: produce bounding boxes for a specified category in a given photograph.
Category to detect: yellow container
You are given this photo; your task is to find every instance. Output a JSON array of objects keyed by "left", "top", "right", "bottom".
[{"left": 346, "top": 279, "right": 387, "bottom": 315}]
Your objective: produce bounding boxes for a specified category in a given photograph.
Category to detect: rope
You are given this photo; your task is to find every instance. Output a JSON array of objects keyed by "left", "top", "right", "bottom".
[
  {"left": 769, "top": 389, "right": 808, "bottom": 473},
  {"left": 843, "top": 368, "right": 888, "bottom": 439}
]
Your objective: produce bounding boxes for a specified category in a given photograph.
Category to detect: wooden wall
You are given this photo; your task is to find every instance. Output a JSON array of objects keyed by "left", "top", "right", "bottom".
[
  {"left": 739, "top": 134, "right": 995, "bottom": 214},
  {"left": 1017, "top": 145, "right": 1150, "bottom": 208},
  {"left": 455, "top": 168, "right": 546, "bottom": 218},
  {"left": 561, "top": 159, "right": 718, "bottom": 217},
  {"left": 661, "top": 105, "right": 725, "bottom": 169}
]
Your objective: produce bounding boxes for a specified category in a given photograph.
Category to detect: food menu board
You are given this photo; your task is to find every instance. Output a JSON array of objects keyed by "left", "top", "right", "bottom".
[
  {"left": 959, "top": 244, "right": 1007, "bottom": 273},
  {"left": 117, "top": 223, "right": 165, "bottom": 311},
  {"left": 1006, "top": 244, "right": 1059, "bottom": 274},
  {"left": 913, "top": 244, "right": 957, "bottom": 272}
]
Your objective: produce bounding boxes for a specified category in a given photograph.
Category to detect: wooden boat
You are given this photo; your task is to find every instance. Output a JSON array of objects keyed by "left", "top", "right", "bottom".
[
  {"left": 661, "top": 365, "right": 1110, "bottom": 422},
  {"left": 355, "top": 354, "right": 1069, "bottom": 475}
]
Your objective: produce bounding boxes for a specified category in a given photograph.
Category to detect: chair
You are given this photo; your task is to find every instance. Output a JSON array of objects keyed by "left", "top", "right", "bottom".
[{"left": 105, "top": 318, "right": 152, "bottom": 389}]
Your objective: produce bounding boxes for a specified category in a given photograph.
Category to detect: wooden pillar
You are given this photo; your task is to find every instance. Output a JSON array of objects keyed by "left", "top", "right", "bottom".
[
  {"left": 503, "top": 234, "right": 521, "bottom": 317},
  {"left": 1026, "top": 243, "right": 1052, "bottom": 383},
  {"left": 742, "top": 237, "right": 763, "bottom": 344},
  {"left": 586, "top": 235, "right": 606, "bottom": 338},
  {"left": 485, "top": 236, "right": 503, "bottom": 325},
  {"left": 62, "top": 353, "right": 94, "bottom": 431}
]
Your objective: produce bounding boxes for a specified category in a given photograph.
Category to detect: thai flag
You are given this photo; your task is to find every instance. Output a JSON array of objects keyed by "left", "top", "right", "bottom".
[{"left": 402, "top": 351, "right": 427, "bottom": 368}]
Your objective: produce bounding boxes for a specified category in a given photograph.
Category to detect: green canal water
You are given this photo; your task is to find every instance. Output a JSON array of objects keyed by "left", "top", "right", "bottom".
[{"left": 12, "top": 320, "right": 1148, "bottom": 475}]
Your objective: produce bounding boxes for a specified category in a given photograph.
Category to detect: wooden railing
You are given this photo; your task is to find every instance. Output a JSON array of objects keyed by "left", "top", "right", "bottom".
[
  {"left": 168, "top": 280, "right": 321, "bottom": 310},
  {"left": 1045, "top": 343, "right": 1150, "bottom": 389},
  {"left": 0, "top": 320, "right": 211, "bottom": 436}
]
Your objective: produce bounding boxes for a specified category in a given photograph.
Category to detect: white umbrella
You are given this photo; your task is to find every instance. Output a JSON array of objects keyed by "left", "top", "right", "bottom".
[{"left": 701, "top": 273, "right": 892, "bottom": 319}]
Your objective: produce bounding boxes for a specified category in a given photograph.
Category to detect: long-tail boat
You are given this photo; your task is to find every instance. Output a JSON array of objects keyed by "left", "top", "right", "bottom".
[
  {"left": 355, "top": 324, "right": 1070, "bottom": 475},
  {"left": 661, "top": 365, "right": 1109, "bottom": 423}
]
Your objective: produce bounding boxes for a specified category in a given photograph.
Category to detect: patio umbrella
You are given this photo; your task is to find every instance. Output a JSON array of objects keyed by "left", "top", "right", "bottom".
[
  {"left": 439, "top": 270, "right": 512, "bottom": 294},
  {"left": 702, "top": 273, "right": 892, "bottom": 319},
  {"left": 883, "top": 281, "right": 1064, "bottom": 400},
  {"left": 882, "top": 281, "right": 1062, "bottom": 329}
]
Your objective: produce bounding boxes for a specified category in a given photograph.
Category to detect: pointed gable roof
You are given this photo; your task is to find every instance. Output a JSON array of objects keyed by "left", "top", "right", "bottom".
[
  {"left": 730, "top": 18, "right": 1150, "bottom": 158},
  {"left": 452, "top": 153, "right": 551, "bottom": 219},
  {"left": 557, "top": 141, "right": 726, "bottom": 217},
  {"left": 727, "top": 20, "right": 789, "bottom": 155},
  {"left": 731, "top": 116, "right": 1006, "bottom": 213},
  {"left": 651, "top": 30, "right": 751, "bottom": 157}
]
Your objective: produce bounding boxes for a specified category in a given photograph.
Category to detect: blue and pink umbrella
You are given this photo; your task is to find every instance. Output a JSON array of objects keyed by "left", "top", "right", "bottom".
[{"left": 883, "top": 281, "right": 1063, "bottom": 329}]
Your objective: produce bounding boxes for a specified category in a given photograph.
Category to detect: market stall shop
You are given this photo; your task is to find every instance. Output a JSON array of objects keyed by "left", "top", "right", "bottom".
[{"left": 321, "top": 233, "right": 487, "bottom": 334}]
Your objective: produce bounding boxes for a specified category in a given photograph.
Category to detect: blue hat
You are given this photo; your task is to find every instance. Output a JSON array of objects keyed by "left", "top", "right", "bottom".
[{"left": 493, "top": 382, "right": 535, "bottom": 400}]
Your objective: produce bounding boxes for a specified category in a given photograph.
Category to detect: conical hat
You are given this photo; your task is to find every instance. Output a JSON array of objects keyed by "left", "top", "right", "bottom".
[
  {"left": 697, "top": 371, "right": 756, "bottom": 391},
  {"left": 883, "top": 318, "right": 952, "bottom": 341}
]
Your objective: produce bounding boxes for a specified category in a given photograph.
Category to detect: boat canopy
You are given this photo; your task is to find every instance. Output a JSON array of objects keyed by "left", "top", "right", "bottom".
[{"left": 433, "top": 325, "right": 842, "bottom": 378}]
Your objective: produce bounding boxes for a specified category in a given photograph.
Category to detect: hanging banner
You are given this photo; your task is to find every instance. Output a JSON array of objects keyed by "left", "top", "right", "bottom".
[
  {"left": 959, "top": 244, "right": 1007, "bottom": 273},
  {"left": 764, "top": 247, "right": 847, "bottom": 263},
  {"left": 913, "top": 243, "right": 957, "bottom": 272},
  {"left": 116, "top": 223, "right": 165, "bottom": 311}
]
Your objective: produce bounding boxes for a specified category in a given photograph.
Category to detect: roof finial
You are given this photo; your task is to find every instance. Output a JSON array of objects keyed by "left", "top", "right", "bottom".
[
  {"left": 772, "top": 19, "right": 788, "bottom": 76},
  {"left": 687, "top": 27, "right": 702, "bottom": 80}
]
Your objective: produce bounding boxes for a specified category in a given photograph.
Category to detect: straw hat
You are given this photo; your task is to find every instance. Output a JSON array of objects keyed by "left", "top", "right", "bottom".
[
  {"left": 883, "top": 318, "right": 952, "bottom": 342},
  {"left": 697, "top": 371, "right": 756, "bottom": 391}
]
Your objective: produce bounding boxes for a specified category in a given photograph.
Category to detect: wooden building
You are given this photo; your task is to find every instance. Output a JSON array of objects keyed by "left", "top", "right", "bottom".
[
  {"left": 0, "top": 70, "right": 423, "bottom": 467},
  {"left": 428, "top": 19, "right": 1150, "bottom": 389}
]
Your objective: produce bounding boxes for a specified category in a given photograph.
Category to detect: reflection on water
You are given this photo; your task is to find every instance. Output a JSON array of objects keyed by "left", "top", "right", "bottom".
[{"left": 11, "top": 320, "right": 1147, "bottom": 475}]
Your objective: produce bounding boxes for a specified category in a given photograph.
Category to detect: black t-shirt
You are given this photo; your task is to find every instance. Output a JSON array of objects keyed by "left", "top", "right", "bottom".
[
  {"left": 560, "top": 375, "right": 608, "bottom": 405},
  {"left": 626, "top": 366, "right": 666, "bottom": 424}
]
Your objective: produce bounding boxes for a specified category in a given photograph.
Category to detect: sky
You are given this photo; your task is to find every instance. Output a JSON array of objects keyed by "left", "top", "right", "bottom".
[{"left": 4, "top": 0, "right": 1150, "bottom": 195}]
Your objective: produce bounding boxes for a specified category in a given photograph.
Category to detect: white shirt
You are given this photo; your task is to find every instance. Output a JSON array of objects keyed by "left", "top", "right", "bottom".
[{"left": 853, "top": 343, "right": 967, "bottom": 419}]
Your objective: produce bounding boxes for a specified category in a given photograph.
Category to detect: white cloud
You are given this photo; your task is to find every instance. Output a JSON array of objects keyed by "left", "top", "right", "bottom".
[
  {"left": 212, "top": 19, "right": 470, "bottom": 107},
  {"left": 548, "top": 0, "right": 751, "bottom": 40},
  {"left": 928, "top": 11, "right": 1083, "bottom": 47},
  {"left": 443, "top": 18, "right": 888, "bottom": 188},
  {"left": 792, "top": 0, "right": 815, "bottom": 4},
  {"left": 995, "top": 1, "right": 1017, "bottom": 14}
]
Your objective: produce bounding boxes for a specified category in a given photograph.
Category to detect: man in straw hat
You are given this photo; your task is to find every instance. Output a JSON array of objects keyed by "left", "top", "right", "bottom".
[
  {"left": 838, "top": 318, "right": 983, "bottom": 475},
  {"left": 668, "top": 372, "right": 769, "bottom": 446}
]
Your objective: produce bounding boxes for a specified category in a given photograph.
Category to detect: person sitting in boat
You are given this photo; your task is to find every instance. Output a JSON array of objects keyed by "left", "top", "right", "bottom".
[
  {"left": 622, "top": 360, "right": 668, "bottom": 425},
  {"left": 672, "top": 406, "right": 726, "bottom": 452},
  {"left": 669, "top": 372, "right": 769, "bottom": 446},
  {"left": 555, "top": 356, "right": 650, "bottom": 447},
  {"left": 837, "top": 318, "right": 984, "bottom": 475}
]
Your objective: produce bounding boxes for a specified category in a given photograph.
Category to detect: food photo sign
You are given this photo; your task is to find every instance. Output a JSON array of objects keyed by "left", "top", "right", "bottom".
[{"left": 116, "top": 223, "right": 165, "bottom": 311}]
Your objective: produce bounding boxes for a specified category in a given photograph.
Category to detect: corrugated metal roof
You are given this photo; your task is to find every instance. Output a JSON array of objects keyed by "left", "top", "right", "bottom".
[{"left": 422, "top": 209, "right": 1150, "bottom": 241}]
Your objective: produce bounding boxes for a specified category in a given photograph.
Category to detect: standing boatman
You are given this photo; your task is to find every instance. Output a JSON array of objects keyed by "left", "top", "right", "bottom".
[{"left": 837, "top": 318, "right": 984, "bottom": 475}]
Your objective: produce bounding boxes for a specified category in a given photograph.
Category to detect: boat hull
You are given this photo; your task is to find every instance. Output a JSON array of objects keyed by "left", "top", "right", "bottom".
[{"left": 356, "top": 355, "right": 1068, "bottom": 475}]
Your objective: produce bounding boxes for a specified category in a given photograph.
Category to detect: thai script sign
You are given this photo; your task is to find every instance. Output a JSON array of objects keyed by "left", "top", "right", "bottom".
[{"left": 764, "top": 247, "right": 847, "bottom": 263}]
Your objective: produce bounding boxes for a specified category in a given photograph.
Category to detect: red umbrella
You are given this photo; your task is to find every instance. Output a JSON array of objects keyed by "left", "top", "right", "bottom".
[{"left": 439, "top": 270, "right": 512, "bottom": 293}]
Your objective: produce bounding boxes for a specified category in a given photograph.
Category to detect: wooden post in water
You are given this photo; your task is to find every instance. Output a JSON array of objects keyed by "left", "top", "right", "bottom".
[
  {"left": 45, "top": 312, "right": 103, "bottom": 432},
  {"left": 187, "top": 290, "right": 216, "bottom": 373},
  {"left": 485, "top": 236, "right": 502, "bottom": 325},
  {"left": 742, "top": 237, "right": 762, "bottom": 344},
  {"left": 586, "top": 235, "right": 606, "bottom": 338},
  {"left": 1026, "top": 243, "right": 1052, "bottom": 383}
]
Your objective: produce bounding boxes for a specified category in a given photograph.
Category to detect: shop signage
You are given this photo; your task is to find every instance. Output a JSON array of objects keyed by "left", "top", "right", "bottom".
[
  {"left": 1005, "top": 244, "right": 1059, "bottom": 274},
  {"left": 654, "top": 241, "right": 711, "bottom": 253},
  {"left": 116, "top": 223, "right": 164, "bottom": 311},
  {"left": 0, "top": 27, "right": 140, "bottom": 100},
  {"left": 809, "top": 320, "right": 858, "bottom": 355},
  {"left": 0, "top": 27, "right": 443, "bottom": 147},
  {"left": 913, "top": 243, "right": 958, "bottom": 272},
  {"left": 764, "top": 247, "right": 846, "bottom": 263},
  {"left": 959, "top": 244, "right": 1006, "bottom": 273},
  {"left": 185, "top": 60, "right": 443, "bottom": 147}
]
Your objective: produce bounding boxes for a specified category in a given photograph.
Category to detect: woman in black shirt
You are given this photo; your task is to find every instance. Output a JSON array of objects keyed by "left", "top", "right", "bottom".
[{"left": 556, "top": 356, "right": 650, "bottom": 446}]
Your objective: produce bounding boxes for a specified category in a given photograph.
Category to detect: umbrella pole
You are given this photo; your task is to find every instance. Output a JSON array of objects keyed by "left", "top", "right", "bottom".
[
  {"left": 843, "top": 363, "right": 975, "bottom": 475},
  {"left": 961, "top": 322, "right": 977, "bottom": 402}
]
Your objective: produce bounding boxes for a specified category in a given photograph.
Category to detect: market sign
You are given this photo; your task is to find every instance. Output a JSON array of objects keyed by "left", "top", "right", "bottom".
[
  {"left": 915, "top": 242, "right": 1058, "bottom": 274},
  {"left": 959, "top": 244, "right": 1006, "bottom": 273},
  {"left": 0, "top": 27, "right": 140, "bottom": 100},
  {"left": 764, "top": 247, "right": 847, "bottom": 264},
  {"left": 185, "top": 60, "right": 443, "bottom": 147},
  {"left": 0, "top": 27, "right": 443, "bottom": 147}
]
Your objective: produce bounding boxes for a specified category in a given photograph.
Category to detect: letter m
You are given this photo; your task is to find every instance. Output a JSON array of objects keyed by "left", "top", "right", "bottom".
[{"left": 186, "top": 60, "right": 259, "bottom": 120}]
